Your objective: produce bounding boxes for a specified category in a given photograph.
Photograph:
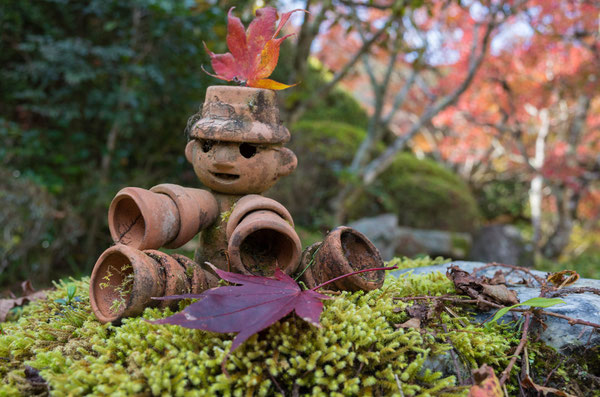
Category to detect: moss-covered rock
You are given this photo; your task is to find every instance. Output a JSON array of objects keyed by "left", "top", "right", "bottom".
[
  {"left": 0, "top": 257, "right": 526, "bottom": 396},
  {"left": 347, "top": 153, "right": 481, "bottom": 233}
]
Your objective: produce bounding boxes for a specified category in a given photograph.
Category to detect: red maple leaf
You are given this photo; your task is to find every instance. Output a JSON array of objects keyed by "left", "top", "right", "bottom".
[
  {"left": 203, "top": 7, "right": 305, "bottom": 90},
  {"left": 151, "top": 263, "right": 396, "bottom": 372}
]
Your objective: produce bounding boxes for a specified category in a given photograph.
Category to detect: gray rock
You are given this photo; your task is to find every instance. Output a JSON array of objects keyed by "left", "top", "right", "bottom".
[
  {"left": 391, "top": 261, "right": 600, "bottom": 352},
  {"left": 469, "top": 224, "right": 532, "bottom": 266},
  {"left": 395, "top": 227, "right": 471, "bottom": 259},
  {"left": 349, "top": 214, "right": 400, "bottom": 260},
  {"left": 349, "top": 214, "right": 472, "bottom": 261}
]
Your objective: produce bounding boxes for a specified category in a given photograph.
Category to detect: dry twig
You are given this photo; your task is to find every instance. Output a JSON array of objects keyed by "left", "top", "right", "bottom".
[{"left": 499, "top": 312, "right": 531, "bottom": 385}]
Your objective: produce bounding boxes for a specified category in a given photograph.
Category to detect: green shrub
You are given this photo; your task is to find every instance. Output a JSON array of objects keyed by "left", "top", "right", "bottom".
[
  {"left": 474, "top": 178, "right": 529, "bottom": 221},
  {"left": 270, "top": 120, "right": 480, "bottom": 233},
  {"left": 347, "top": 153, "right": 481, "bottom": 232},
  {"left": 268, "top": 120, "right": 367, "bottom": 228},
  {"left": 0, "top": 167, "right": 84, "bottom": 286}
]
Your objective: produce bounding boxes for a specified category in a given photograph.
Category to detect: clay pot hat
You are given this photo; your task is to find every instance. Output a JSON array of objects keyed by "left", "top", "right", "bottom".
[{"left": 190, "top": 86, "right": 291, "bottom": 144}]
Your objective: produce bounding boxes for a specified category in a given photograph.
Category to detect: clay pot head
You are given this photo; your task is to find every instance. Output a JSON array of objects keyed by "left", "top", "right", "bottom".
[{"left": 185, "top": 86, "right": 297, "bottom": 194}]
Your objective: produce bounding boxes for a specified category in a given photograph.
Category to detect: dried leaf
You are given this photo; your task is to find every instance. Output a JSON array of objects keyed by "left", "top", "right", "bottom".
[
  {"left": 0, "top": 281, "right": 47, "bottom": 322},
  {"left": 468, "top": 365, "right": 502, "bottom": 397},
  {"left": 489, "top": 270, "right": 506, "bottom": 285},
  {"left": 395, "top": 318, "right": 421, "bottom": 330},
  {"left": 204, "top": 7, "right": 306, "bottom": 90},
  {"left": 406, "top": 304, "right": 429, "bottom": 320},
  {"left": 151, "top": 264, "right": 331, "bottom": 354},
  {"left": 447, "top": 265, "right": 518, "bottom": 308},
  {"left": 547, "top": 270, "right": 579, "bottom": 288},
  {"left": 481, "top": 284, "right": 519, "bottom": 306},
  {"left": 521, "top": 374, "right": 577, "bottom": 397}
]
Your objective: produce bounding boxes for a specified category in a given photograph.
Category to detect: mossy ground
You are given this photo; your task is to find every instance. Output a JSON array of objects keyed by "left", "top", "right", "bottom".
[{"left": 0, "top": 257, "right": 587, "bottom": 396}]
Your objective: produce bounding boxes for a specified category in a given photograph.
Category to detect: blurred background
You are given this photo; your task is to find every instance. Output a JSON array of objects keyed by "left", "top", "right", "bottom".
[{"left": 0, "top": 0, "right": 598, "bottom": 290}]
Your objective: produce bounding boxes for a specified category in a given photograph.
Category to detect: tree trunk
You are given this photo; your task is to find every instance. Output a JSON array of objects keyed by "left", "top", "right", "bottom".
[
  {"left": 528, "top": 108, "right": 549, "bottom": 259},
  {"left": 542, "top": 187, "right": 580, "bottom": 259}
]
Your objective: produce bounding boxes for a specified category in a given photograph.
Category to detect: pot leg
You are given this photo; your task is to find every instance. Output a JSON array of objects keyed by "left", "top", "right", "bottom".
[{"left": 90, "top": 246, "right": 217, "bottom": 323}]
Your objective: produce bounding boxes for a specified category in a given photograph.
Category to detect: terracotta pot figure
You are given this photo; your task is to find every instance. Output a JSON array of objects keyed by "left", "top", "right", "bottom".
[{"left": 90, "top": 85, "right": 384, "bottom": 323}]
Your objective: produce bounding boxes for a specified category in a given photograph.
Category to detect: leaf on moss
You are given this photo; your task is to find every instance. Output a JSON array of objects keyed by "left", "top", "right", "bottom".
[
  {"left": 151, "top": 263, "right": 331, "bottom": 354},
  {"left": 395, "top": 317, "right": 421, "bottom": 330}
]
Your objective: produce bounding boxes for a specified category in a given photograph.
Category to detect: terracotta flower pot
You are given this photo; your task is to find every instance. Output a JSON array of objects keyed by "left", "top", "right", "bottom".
[
  {"left": 150, "top": 184, "right": 219, "bottom": 249},
  {"left": 227, "top": 209, "right": 301, "bottom": 277},
  {"left": 299, "top": 227, "right": 385, "bottom": 292},
  {"left": 225, "top": 194, "right": 294, "bottom": 241},
  {"left": 170, "top": 253, "right": 218, "bottom": 293},
  {"left": 108, "top": 184, "right": 218, "bottom": 250},
  {"left": 89, "top": 245, "right": 216, "bottom": 323},
  {"left": 90, "top": 245, "right": 166, "bottom": 323}
]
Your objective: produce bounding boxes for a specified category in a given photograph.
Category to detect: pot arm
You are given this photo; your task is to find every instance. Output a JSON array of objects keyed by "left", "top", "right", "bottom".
[{"left": 108, "top": 184, "right": 218, "bottom": 250}]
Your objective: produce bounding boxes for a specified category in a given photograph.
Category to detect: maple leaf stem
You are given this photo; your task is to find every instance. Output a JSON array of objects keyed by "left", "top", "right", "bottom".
[{"left": 310, "top": 266, "right": 398, "bottom": 291}]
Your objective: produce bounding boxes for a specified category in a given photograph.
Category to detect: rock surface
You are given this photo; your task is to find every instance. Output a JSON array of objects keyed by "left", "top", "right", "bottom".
[
  {"left": 469, "top": 224, "right": 531, "bottom": 266},
  {"left": 349, "top": 214, "right": 472, "bottom": 260},
  {"left": 391, "top": 261, "right": 600, "bottom": 352}
]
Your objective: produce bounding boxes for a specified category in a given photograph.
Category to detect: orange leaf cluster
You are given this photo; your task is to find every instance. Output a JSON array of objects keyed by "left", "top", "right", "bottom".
[{"left": 204, "top": 7, "right": 305, "bottom": 90}]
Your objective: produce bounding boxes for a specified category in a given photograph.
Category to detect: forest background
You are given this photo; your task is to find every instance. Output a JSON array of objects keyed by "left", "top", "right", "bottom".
[{"left": 0, "top": 0, "right": 598, "bottom": 289}]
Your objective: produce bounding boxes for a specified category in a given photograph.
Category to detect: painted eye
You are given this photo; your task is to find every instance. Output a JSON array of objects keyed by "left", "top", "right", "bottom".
[
  {"left": 201, "top": 140, "right": 214, "bottom": 153},
  {"left": 239, "top": 143, "right": 257, "bottom": 158}
]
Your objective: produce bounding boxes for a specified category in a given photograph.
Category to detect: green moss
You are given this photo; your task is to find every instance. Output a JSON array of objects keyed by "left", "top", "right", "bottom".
[
  {"left": 387, "top": 256, "right": 450, "bottom": 270},
  {"left": 0, "top": 258, "right": 543, "bottom": 396},
  {"left": 347, "top": 153, "right": 481, "bottom": 233},
  {"left": 219, "top": 202, "right": 236, "bottom": 225}
]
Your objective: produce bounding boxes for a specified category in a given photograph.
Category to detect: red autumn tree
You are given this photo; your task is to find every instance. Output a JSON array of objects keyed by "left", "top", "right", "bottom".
[
  {"left": 433, "top": 0, "right": 600, "bottom": 259},
  {"left": 307, "top": 0, "right": 523, "bottom": 223}
]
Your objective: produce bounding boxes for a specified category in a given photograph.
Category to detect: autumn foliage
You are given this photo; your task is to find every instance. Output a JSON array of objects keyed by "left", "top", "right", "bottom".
[{"left": 204, "top": 7, "right": 305, "bottom": 90}]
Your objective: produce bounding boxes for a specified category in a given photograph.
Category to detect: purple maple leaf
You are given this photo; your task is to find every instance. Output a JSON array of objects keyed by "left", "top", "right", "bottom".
[{"left": 151, "top": 264, "right": 331, "bottom": 353}]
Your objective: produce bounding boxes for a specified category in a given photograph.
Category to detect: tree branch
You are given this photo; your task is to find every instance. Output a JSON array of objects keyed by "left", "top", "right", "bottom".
[
  {"left": 289, "top": 17, "right": 394, "bottom": 123},
  {"left": 362, "top": 14, "right": 497, "bottom": 184}
]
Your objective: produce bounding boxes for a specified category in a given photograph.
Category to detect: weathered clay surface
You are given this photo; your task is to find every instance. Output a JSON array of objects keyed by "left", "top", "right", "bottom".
[
  {"left": 186, "top": 86, "right": 297, "bottom": 195},
  {"left": 90, "top": 245, "right": 219, "bottom": 323},
  {"left": 391, "top": 261, "right": 600, "bottom": 352},
  {"left": 193, "top": 86, "right": 289, "bottom": 143},
  {"left": 225, "top": 194, "right": 294, "bottom": 240},
  {"left": 109, "top": 185, "right": 219, "bottom": 251},
  {"left": 300, "top": 227, "right": 385, "bottom": 291},
  {"left": 150, "top": 184, "right": 219, "bottom": 249},
  {"left": 228, "top": 209, "right": 301, "bottom": 276},
  {"left": 144, "top": 250, "right": 189, "bottom": 310},
  {"left": 109, "top": 187, "right": 180, "bottom": 250},
  {"left": 90, "top": 245, "right": 165, "bottom": 323},
  {"left": 171, "top": 253, "right": 218, "bottom": 293}
]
